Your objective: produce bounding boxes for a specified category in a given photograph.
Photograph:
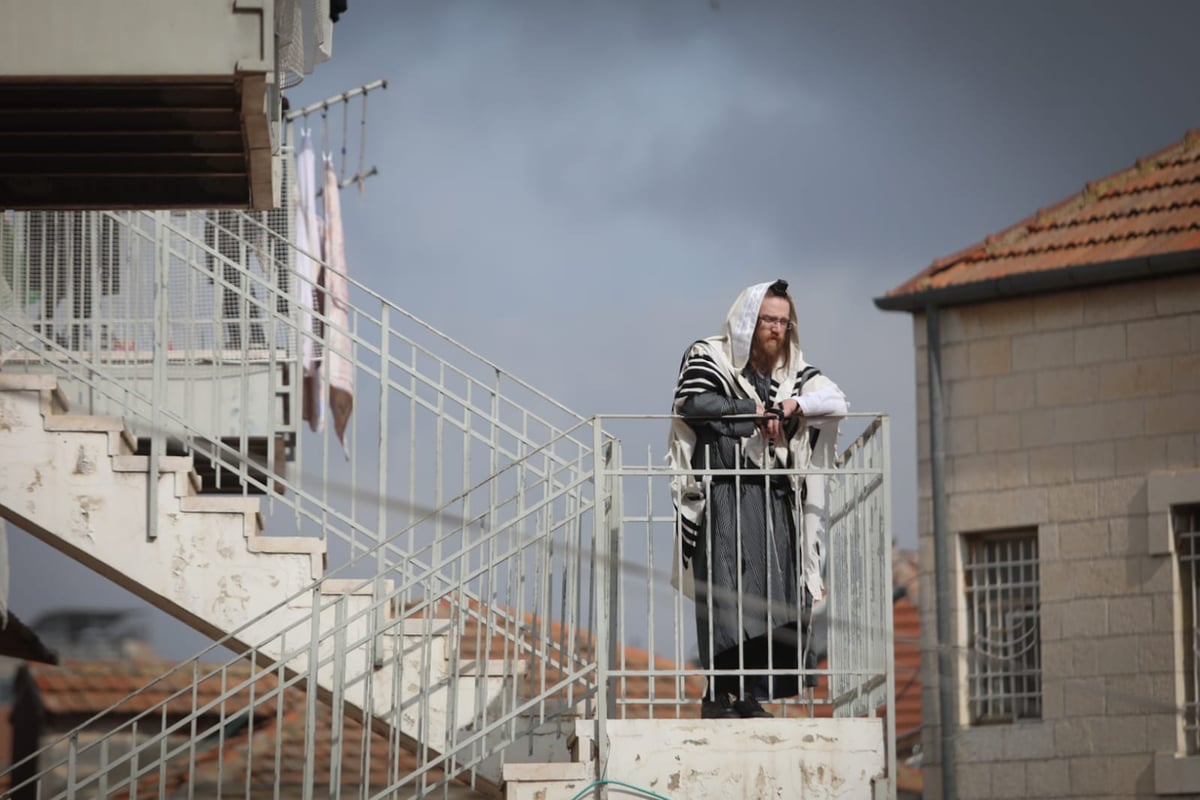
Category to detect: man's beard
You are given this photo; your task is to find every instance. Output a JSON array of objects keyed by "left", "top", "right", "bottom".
[{"left": 750, "top": 334, "right": 783, "bottom": 369}]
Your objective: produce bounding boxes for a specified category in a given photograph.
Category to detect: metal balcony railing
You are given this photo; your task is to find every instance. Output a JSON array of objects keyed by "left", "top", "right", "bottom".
[
  {"left": 2, "top": 418, "right": 602, "bottom": 799},
  {"left": 1, "top": 413, "right": 894, "bottom": 798},
  {"left": 0, "top": 203, "right": 588, "bottom": 584},
  {"left": 1, "top": 199, "right": 894, "bottom": 795}
]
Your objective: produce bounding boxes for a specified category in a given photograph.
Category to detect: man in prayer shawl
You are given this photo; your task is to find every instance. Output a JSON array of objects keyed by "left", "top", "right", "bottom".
[{"left": 668, "top": 279, "right": 848, "bottom": 719}]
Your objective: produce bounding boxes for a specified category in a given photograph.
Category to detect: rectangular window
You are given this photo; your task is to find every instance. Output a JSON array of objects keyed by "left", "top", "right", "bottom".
[
  {"left": 1176, "top": 505, "right": 1200, "bottom": 753},
  {"left": 963, "top": 529, "right": 1041, "bottom": 724}
]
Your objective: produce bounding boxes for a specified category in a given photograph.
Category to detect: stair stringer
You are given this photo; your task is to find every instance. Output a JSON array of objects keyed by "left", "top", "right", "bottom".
[
  {"left": 0, "top": 374, "right": 323, "bottom": 646},
  {"left": 0, "top": 374, "right": 526, "bottom": 795}
]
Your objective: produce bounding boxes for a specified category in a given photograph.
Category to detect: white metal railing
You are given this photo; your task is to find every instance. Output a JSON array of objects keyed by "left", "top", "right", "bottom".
[
  {"left": 0, "top": 203, "right": 588, "bottom": 582},
  {"left": 592, "top": 414, "right": 894, "bottom": 721},
  {"left": 3, "top": 419, "right": 603, "bottom": 799},
  {"left": 3, "top": 413, "right": 894, "bottom": 797}
]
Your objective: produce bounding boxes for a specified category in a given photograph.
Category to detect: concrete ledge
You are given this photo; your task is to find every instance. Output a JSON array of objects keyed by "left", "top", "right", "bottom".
[
  {"left": 598, "top": 717, "right": 886, "bottom": 800},
  {"left": 1155, "top": 752, "right": 1200, "bottom": 795}
]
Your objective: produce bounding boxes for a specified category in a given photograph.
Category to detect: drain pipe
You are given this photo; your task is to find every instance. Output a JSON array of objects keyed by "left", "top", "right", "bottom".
[{"left": 927, "top": 305, "right": 957, "bottom": 800}]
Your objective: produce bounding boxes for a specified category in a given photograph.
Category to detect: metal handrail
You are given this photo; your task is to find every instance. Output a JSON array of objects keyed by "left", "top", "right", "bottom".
[
  {"left": 3, "top": 412, "right": 894, "bottom": 797},
  {"left": 2, "top": 200, "right": 896, "bottom": 793},
  {"left": 2, "top": 418, "right": 603, "bottom": 798},
  {"left": 0, "top": 205, "right": 589, "bottom": 575}
]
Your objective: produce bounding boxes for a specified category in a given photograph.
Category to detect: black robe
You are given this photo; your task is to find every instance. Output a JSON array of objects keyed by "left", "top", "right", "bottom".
[{"left": 678, "top": 361, "right": 816, "bottom": 699}]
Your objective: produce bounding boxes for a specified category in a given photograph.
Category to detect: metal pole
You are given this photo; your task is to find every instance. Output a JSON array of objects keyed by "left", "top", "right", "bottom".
[
  {"left": 375, "top": 305, "right": 390, "bottom": 668},
  {"left": 147, "top": 211, "right": 169, "bottom": 539},
  {"left": 592, "top": 419, "right": 611, "bottom": 791},
  {"left": 881, "top": 414, "right": 897, "bottom": 800},
  {"left": 927, "top": 306, "right": 957, "bottom": 800},
  {"left": 285, "top": 78, "right": 388, "bottom": 121}
]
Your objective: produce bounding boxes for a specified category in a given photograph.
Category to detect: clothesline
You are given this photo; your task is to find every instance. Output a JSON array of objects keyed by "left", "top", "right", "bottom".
[
  {"left": 316, "top": 166, "right": 378, "bottom": 198},
  {"left": 286, "top": 78, "right": 388, "bottom": 121},
  {"left": 288, "top": 78, "right": 387, "bottom": 190}
]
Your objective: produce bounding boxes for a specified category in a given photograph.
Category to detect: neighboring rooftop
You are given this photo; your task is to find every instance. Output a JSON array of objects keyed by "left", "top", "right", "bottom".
[
  {"left": 877, "top": 129, "right": 1200, "bottom": 310},
  {"left": 0, "top": 611, "right": 57, "bottom": 665},
  {"left": 891, "top": 550, "right": 922, "bottom": 751},
  {"left": 9, "top": 658, "right": 476, "bottom": 799}
]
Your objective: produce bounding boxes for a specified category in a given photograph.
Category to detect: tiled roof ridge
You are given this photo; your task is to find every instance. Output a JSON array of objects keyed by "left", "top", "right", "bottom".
[
  {"left": 982, "top": 217, "right": 1200, "bottom": 262},
  {"left": 918, "top": 129, "right": 1200, "bottom": 280},
  {"left": 1032, "top": 194, "right": 1200, "bottom": 233}
]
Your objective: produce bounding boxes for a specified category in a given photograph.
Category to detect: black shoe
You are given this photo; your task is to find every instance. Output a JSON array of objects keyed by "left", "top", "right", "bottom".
[
  {"left": 700, "top": 692, "right": 740, "bottom": 719},
  {"left": 731, "top": 696, "right": 773, "bottom": 719}
]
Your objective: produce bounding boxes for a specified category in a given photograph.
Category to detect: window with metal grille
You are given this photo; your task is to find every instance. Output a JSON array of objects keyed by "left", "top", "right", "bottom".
[
  {"left": 963, "top": 529, "right": 1041, "bottom": 724},
  {"left": 1176, "top": 505, "right": 1200, "bottom": 753}
]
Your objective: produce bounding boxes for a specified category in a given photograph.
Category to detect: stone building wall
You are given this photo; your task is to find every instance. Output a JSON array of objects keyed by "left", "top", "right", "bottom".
[{"left": 912, "top": 271, "right": 1200, "bottom": 799}]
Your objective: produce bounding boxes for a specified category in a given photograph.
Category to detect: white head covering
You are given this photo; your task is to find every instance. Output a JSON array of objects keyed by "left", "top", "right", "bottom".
[
  {"left": 719, "top": 280, "right": 803, "bottom": 375},
  {"left": 667, "top": 279, "right": 835, "bottom": 603}
]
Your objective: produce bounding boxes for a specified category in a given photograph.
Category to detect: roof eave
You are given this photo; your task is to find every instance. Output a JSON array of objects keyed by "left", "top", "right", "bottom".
[
  {"left": 873, "top": 248, "right": 1200, "bottom": 313},
  {"left": 1, "top": 610, "right": 59, "bottom": 664}
]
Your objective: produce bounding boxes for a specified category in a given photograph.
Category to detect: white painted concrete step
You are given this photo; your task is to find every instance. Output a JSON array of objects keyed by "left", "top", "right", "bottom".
[
  {"left": 0, "top": 373, "right": 324, "bottom": 644},
  {"left": 0, "top": 374, "right": 528, "bottom": 797},
  {"left": 503, "top": 717, "right": 889, "bottom": 800}
]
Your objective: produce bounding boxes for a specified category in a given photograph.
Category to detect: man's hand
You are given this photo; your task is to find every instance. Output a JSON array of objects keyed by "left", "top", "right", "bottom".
[
  {"left": 779, "top": 398, "right": 802, "bottom": 418},
  {"left": 758, "top": 404, "right": 784, "bottom": 443}
]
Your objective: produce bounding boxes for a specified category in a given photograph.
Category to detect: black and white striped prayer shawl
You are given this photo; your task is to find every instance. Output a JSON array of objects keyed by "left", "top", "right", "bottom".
[{"left": 665, "top": 282, "right": 841, "bottom": 603}]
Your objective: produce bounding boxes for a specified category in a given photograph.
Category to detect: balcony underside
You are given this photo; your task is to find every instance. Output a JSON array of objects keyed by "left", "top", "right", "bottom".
[{"left": 0, "top": 79, "right": 273, "bottom": 210}]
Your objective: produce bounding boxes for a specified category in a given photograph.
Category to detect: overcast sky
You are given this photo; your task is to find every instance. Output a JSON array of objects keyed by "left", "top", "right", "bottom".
[{"left": 8, "top": 0, "right": 1200, "bottom": 658}]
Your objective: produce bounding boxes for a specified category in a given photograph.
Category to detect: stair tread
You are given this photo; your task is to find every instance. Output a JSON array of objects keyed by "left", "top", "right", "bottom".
[
  {"left": 0, "top": 374, "right": 58, "bottom": 391},
  {"left": 321, "top": 578, "right": 396, "bottom": 596},
  {"left": 179, "top": 495, "right": 261, "bottom": 514},
  {"left": 43, "top": 414, "right": 126, "bottom": 432},
  {"left": 502, "top": 762, "right": 592, "bottom": 782},
  {"left": 248, "top": 533, "right": 323, "bottom": 554},
  {"left": 112, "top": 454, "right": 195, "bottom": 472}
]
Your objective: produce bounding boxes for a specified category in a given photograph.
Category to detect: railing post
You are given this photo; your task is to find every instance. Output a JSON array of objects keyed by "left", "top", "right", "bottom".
[
  {"left": 881, "top": 414, "right": 897, "bottom": 800},
  {"left": 375, "top": 305, "right": 390, "bottom": 668},
  {"left": 606, "top": 436, "right": 621, "bottom": 714},
  {"left": 147, "top": 210, "right": 169, "bottom": 539},
  {"left": 66, "top": 732, "right": 78, "bottom": 799},
  {"left": 591, "top": 418, "right": 612, "bottom": 781},
  {"left": 303, "top": 586, "right": 321, "bottom": 800}
]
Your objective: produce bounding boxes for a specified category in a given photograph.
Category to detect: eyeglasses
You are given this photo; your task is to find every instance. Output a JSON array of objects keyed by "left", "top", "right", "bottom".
[{"left": 757, "top": 315, "right": 793, "bottom": 330}]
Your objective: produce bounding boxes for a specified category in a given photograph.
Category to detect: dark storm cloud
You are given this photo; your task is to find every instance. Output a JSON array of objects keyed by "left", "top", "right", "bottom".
[{"left": 10, "top": 0, "right": 1200, "bottom": 656}]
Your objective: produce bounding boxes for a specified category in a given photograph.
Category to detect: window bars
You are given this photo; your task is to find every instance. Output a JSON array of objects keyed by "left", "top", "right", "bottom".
[
  {"left": 1176, "top": 505, "right": 1200, "bottom": 753},
  {"left": 964, "top": 529, "right": 1041, "bottom": 724}
]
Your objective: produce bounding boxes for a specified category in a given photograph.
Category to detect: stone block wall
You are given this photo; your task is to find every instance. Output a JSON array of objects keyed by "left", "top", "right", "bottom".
[{"left": 912, "top": 271, "right": 1200, "bottom": 799}]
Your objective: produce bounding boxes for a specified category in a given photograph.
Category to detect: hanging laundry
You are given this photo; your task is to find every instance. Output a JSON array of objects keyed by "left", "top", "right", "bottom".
[
  {"left": 320, "top": 157, "right": 354, "bottom": 459},
  {"left": 295, "top": 128, "right": 325, "bottom": 433}
]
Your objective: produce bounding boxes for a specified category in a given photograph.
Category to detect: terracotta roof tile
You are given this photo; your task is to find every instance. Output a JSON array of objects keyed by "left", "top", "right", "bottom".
[
  {"left": 28, "top": 659, "right": 279, "bottom": 718},
  {"left": 885, "top": 130, "right": 1200, "bottom": 302},
  {"left": 26, "top": 573, "right": 924, "bottom": 788},
  {"left": 113, "top": 686, "right": 462, "bottom": 799},
  {"left": 891, "top": 594, "right": 922, "bottom": 744}
]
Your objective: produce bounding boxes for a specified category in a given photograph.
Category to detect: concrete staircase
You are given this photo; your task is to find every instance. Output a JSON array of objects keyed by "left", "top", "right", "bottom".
[{"left": 0, "top": 373, "right": 520, "bottom": 797}]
